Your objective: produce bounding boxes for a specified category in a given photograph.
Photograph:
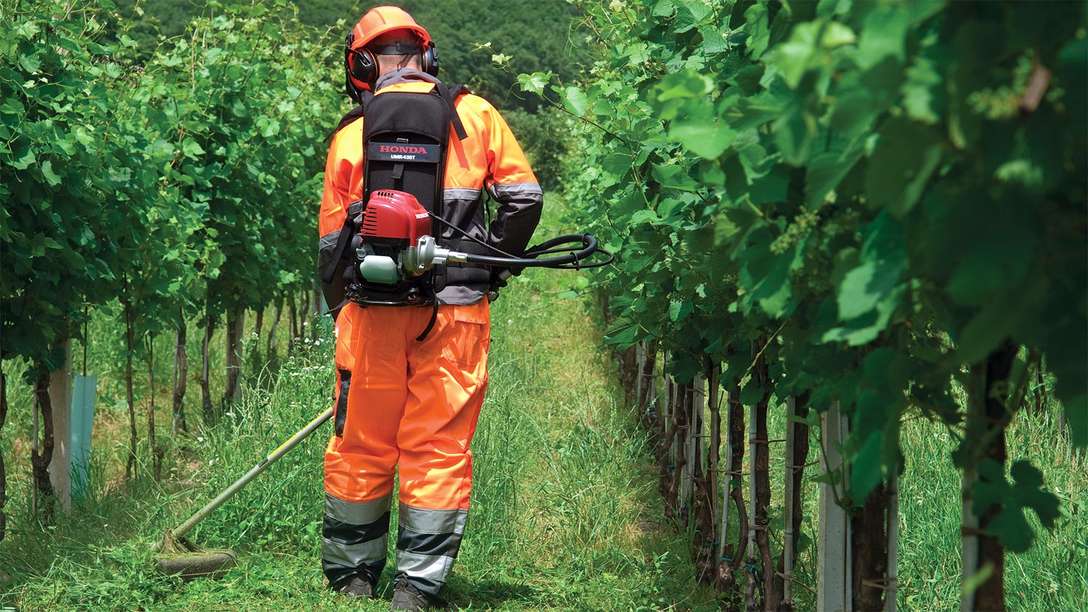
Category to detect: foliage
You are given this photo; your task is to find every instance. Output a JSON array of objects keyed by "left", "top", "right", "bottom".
[
  {"left": 547, "top": 0, "right": 1086, "bottom": 558},
  {"left": 1, "top": 218, "right": 721, "bottom": 609},
  {"left": 503, "top": 107, "right": 570, "bottom": 191},
  {"left": 1, "top": 2, "right": 122, "bottom": 370},
  {"left": 141, "top": 4, "right": 339, "bottom": 318},
  {"left": 113, "top": 0, "right": 587, "bottom": 114},
  {"left": 1, "top": 0, "right": 338, "bottom": 370}
]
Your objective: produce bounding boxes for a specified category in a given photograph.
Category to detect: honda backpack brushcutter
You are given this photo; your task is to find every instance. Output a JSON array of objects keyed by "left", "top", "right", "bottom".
[{"left": 154, "top": 191, "right": 610, "bottom": 578}]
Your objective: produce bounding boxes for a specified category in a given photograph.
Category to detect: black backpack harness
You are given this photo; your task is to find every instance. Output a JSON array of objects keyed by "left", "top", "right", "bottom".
[{"left": 320, "top": 80, "right": 472, "bottom": 337}]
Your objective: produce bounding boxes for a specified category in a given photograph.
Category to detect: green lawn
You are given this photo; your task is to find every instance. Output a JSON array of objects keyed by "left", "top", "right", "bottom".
[
  {"left": 746, "top": 391, "right": 1088, "bottom": 611},
  {"left": 1, "top": 197, "right": 1084, "bottom": 610},
  {"left": 0, "top": 200, "right": 717, "bottom": 610}
]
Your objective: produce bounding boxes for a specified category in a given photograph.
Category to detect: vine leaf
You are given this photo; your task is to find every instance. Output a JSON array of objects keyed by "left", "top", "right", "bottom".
[
  {"left": 669, "top": 117, "right": 736, "bottom": 160},
  {"left": 974, "top": 459, "right": 1059, "bottom": 553},
  {"left": 865, "top": 117, "right": 943, "bottom": 218},
  {"left": 824, "top": 214, "right": 905, "bottom": 344},
  {"left": 563, "top": 86, "right": 588, "bottom": 118}
]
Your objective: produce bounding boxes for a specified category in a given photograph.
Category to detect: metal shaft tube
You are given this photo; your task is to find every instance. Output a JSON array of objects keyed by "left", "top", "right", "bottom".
[{"left": 168, "top": 408, "right": 333, "bottom": 541}]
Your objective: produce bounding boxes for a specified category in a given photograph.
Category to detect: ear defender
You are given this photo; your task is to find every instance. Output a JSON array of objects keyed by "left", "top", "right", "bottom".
[
  {"left": 345, "top": 32, "right": 440, "bottom": 102},
  {"left": 422, "top": 41, "right": 439, "bottom": 78},
  {"left": 350, "top": 48, "right": 378, "bottom": 84},
  {"left": 345, "top": 32, "right": 378, "bottom": 97}
]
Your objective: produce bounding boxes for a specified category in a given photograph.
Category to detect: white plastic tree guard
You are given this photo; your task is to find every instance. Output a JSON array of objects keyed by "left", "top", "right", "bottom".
[
  {"left": 69, "top": 374, "right": 96, "bottom": 500},
  {"left": 818, "top": 402, "right": 851, "bottom": 612},
  {"left": 783, "top": 396, "right": 797, "bottom": 608}
]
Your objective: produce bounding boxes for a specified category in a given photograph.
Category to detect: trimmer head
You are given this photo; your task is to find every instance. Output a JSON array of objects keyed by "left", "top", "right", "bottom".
[
  {"left": 154, "top": 530, "right": 237, "bottom": 580},
  {"left": 148, "top": 409, "right": 334, "bottom": 581}
]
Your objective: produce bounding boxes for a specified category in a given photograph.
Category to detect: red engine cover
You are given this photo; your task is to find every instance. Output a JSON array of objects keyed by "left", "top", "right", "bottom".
[{"left": 360, "top": 190, "right": 432, "bottom": 242}]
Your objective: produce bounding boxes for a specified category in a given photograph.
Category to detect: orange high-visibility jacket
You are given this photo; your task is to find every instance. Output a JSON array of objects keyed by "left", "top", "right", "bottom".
[{"left": 318, "top": 72, "right": 543, "bottom": 305}]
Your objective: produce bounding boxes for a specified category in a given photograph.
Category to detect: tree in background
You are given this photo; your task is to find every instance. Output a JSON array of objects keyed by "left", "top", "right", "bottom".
[{"left": 116, "top": 0, "right": 588, "bottom": 113}]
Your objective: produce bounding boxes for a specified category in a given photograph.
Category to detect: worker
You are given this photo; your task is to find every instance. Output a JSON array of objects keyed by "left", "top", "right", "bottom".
[{"left": 315, "top": 6, "right": 543, "bottom": 610}]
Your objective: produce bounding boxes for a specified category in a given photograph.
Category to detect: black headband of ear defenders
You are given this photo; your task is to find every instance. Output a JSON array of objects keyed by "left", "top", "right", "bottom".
[{"left": 369, "top": 40, "right": 423, "bottom": 55}]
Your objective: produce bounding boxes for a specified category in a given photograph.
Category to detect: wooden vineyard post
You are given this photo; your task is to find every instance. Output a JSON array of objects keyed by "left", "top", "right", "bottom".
[
  {"left": 691, "top": 370, "right": 717, "bottom": 581},
  {"left": 658, "top": 352, "right": 669, "bottom": 445},
  {"left": 47, "top": 341, "right": 72, "bottom": 512},
  {"left": 707, "top": 364, "right": 721, "bottom": 555},
  {"left": 684, "top": 377, "right": 705, "bottom": 520},
  {"left": 253, "top": 307, "right": 265, "bottom": 362},
  {"left": 635, "top": 343, "right": 645, "bottom": 412},
  {"left": 886, "top": 469, "right": 899, "bottom": 612},
  {"left": 678, "top": 383, "right": 693, "bottom": 516},
  {"left": 746, "top": 390, "right": 758, "bottom": 610},
  {"left": 715, "top": 375, "right": 730, "bottom": 564},
  {"left": 643, "top": 345, "right": 657, "bottom": 422},
  {"left": 783, "top": 396, "right": 796, "bottom": 609},
  {"left": 818, "top": 402, "right": 851, "bottom": 612},
  {"left": 665, "top": 374, "right": 674, "bottom": 473},
  {"left": 695, "top": 375, "right": 705, "bottom": 500},
  {"left": 665, "top": 378, "right": 674, "bottom": 507},
  {"left": 661, "top": 365, "right": 678, "bottom": 513},
  {"left": 680, "top": 382, "right": 690, "bottom": 516}
]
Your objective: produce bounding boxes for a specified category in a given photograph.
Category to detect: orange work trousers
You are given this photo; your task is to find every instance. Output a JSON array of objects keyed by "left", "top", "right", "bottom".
[{"left": 321, "top": 300, "right": 490, "bottom": 596}]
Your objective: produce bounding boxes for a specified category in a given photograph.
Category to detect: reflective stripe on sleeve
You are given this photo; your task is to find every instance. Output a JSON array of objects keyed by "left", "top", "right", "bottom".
[
  {"left": 443, "top": 188, "right": 482, "bottom": 202},
  {"left": 319, "top": 230, "right": 340, "bottom": 252},
  {"left": 488, "top": 182, "right": 543, "bottom": 199}
]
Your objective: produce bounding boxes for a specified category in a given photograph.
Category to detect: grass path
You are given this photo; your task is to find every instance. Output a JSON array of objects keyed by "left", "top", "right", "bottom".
[
  {"left": 1, "top": 201, "right": 715, "bottom": 610},
  {"left": 8, "top": 196, "right": 1080, "bottom": 610}
]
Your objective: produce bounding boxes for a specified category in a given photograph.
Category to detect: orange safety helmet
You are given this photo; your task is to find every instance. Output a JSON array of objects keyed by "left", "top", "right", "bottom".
[{"left": 344, "top": 6, "right": 438, "bottom": 101}]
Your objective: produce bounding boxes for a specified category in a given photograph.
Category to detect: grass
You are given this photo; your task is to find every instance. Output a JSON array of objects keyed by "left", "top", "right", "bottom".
[
  {"left": 0, "top": 198, "right": 717, "bottom": 610},
  {"left": 896, "top": 407, "right": 1088, "bottom": 609},
  {"left": 1, "top": 195, "right": 1084, "bottom": 610},
  {"left": 700, "top": 381, "right": 1088, "bottom": 611}
]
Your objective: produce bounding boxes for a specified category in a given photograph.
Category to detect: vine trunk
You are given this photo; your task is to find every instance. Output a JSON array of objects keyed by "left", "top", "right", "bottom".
[
  {"left": 123, "top": 302, "right": 137, "bottom": 480},
  {"left": 172, "top": 316, "right": 188, "bottom": 434},
  {"left": 201, "top": 308, "right": 215, "bottom": 424},
  {"left": 147, "top": 335, "right": 162, "bottom": 480},
  {"left": 31, "top": 368, "right": 55, "bottom": 522},
  {"left": 752, "top": 356, "right": 777, "bottom": 611},
  {"left": 0, "top": 367, "right": 7, "bottom": 541},
  {"left": 223, "top": 306, "right": 245, "bottom": 409}
]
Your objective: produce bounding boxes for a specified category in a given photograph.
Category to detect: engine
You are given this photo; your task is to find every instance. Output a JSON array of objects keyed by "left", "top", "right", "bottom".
[{"left": 353, "top": 190, "right": 446, "bottom": 286}]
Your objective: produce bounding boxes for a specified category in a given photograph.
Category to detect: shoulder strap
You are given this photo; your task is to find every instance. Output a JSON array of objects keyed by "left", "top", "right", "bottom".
[
  {"left": 329, "top": 90, "right": 374, "bottom": 137},
  {"left": 320, "top": 200, "right": 365, "bottom": 285},
  {"left": 435, "top": 83, "right": 468, "bottom": 141}
]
